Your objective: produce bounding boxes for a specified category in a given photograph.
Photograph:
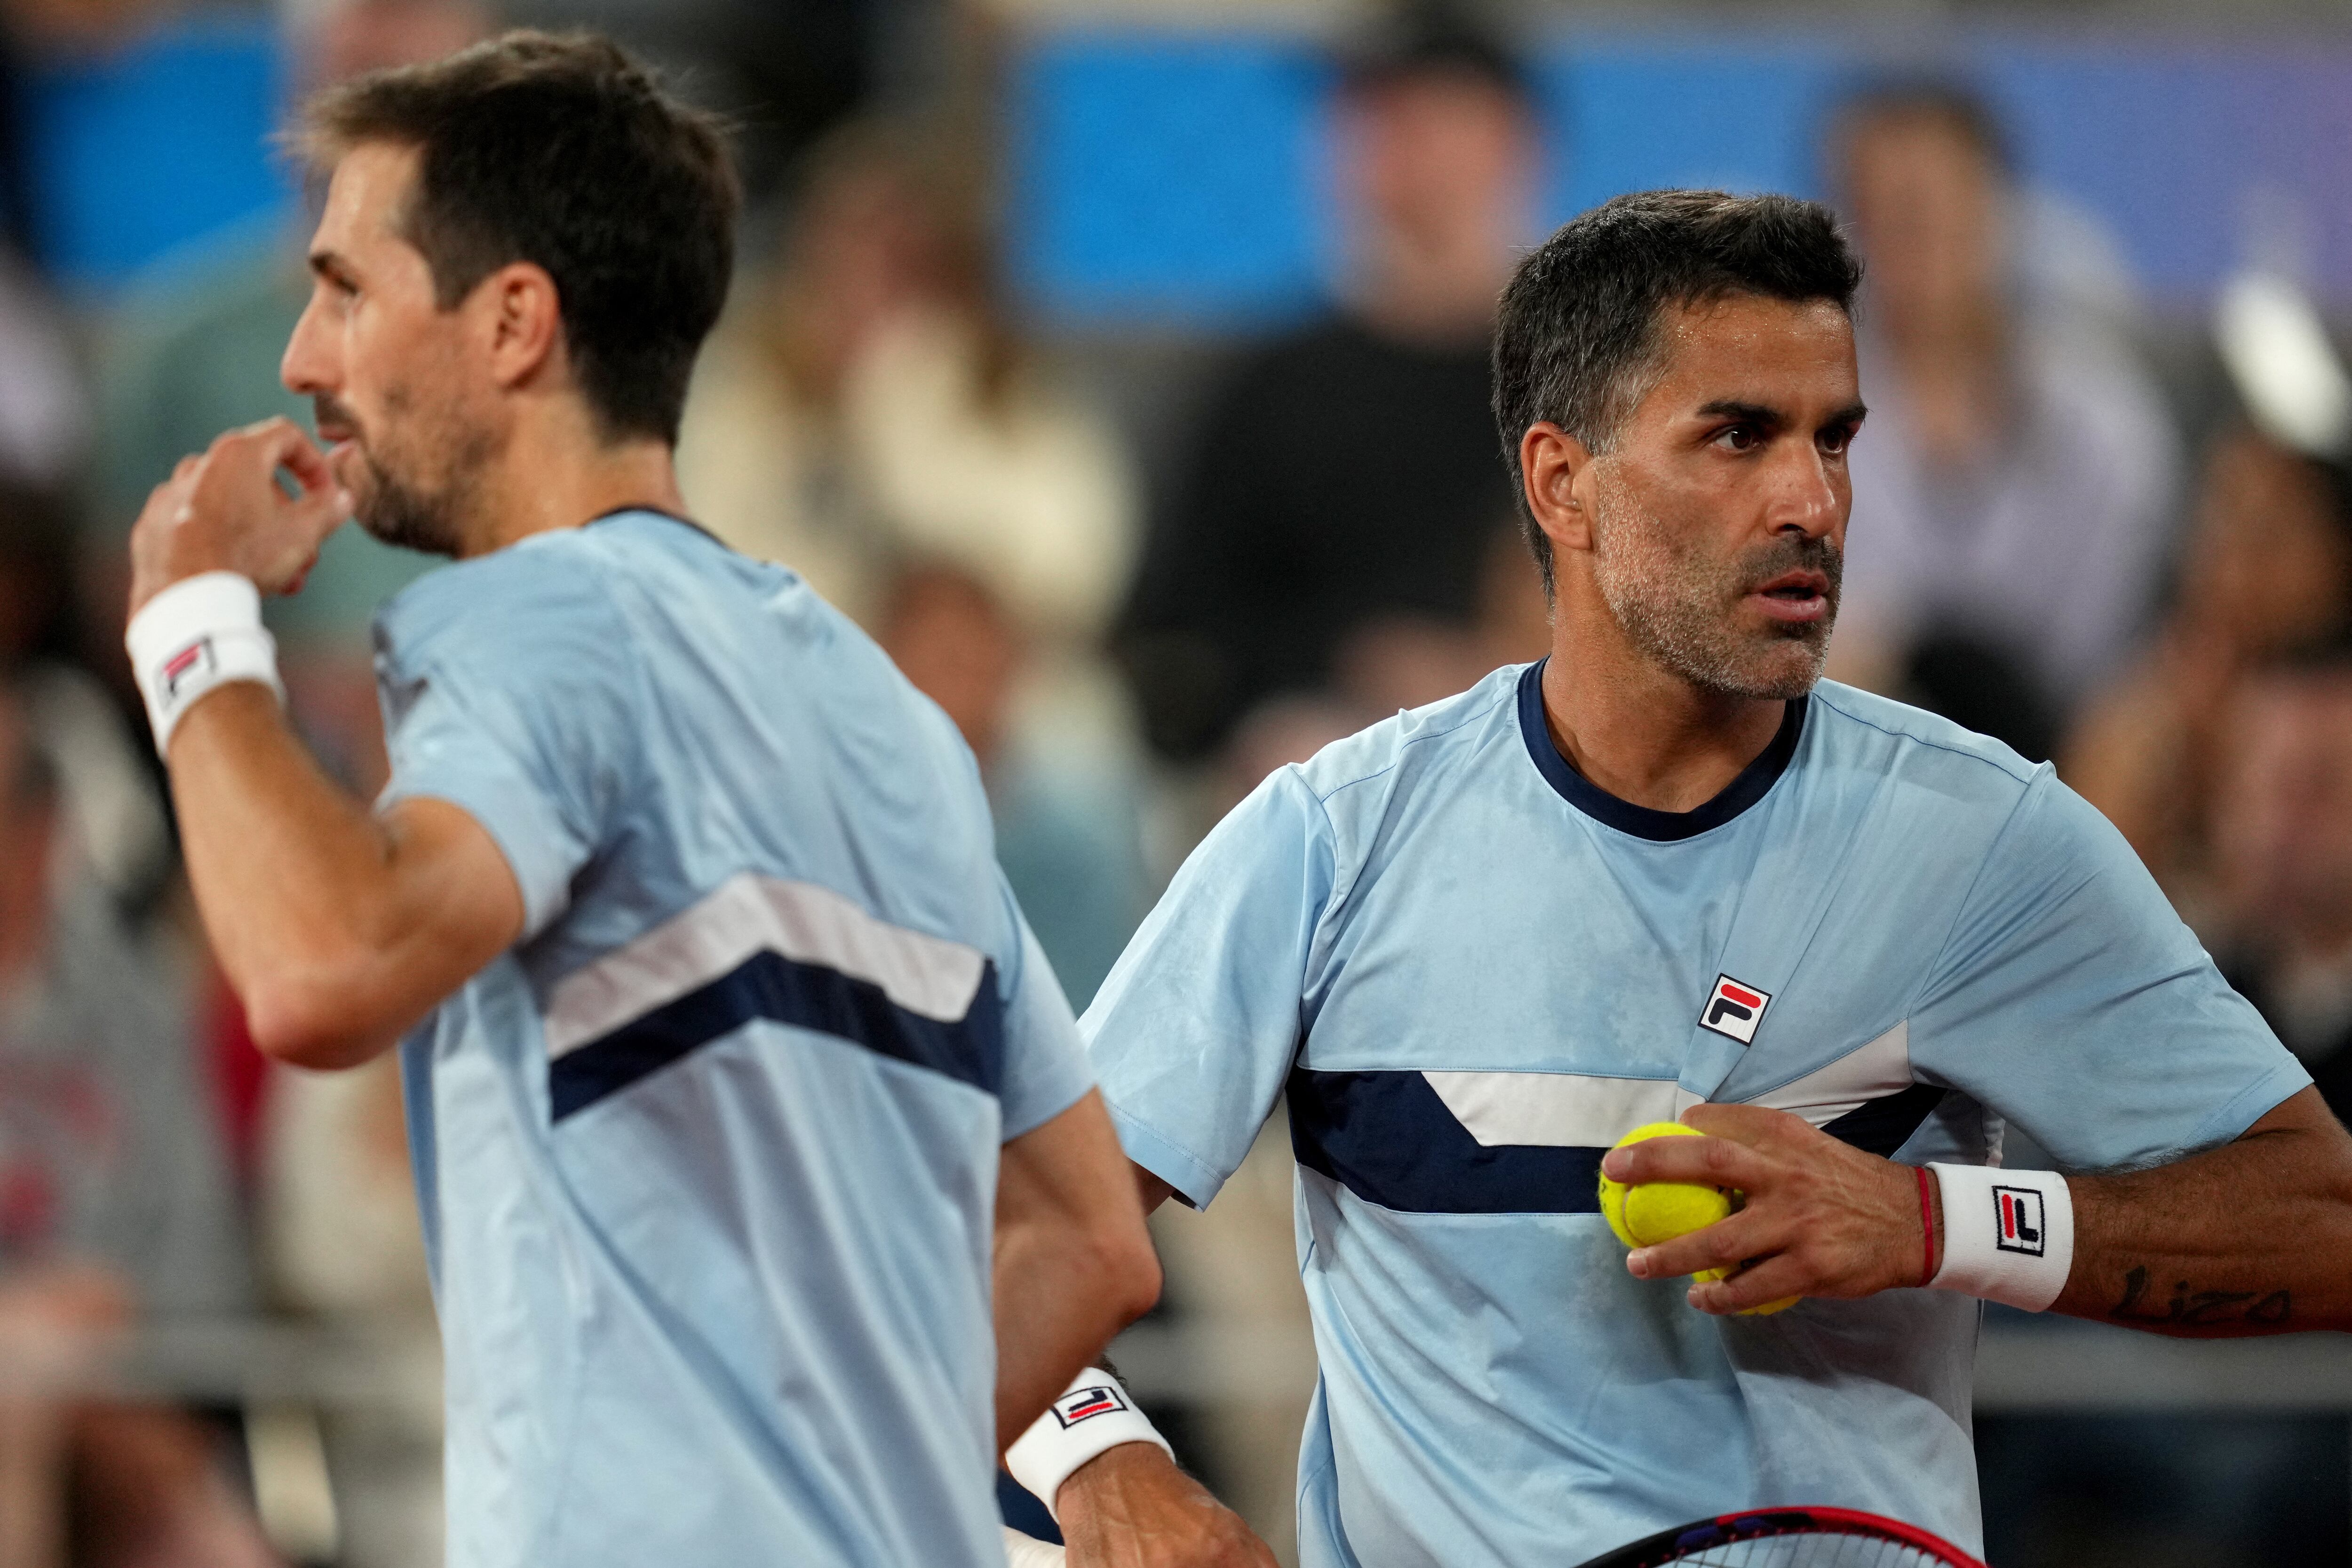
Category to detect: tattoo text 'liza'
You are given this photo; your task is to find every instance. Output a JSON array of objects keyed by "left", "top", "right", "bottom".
[{"left": 2113, "top": 1265, "right": 2290, "bottom": 1327}]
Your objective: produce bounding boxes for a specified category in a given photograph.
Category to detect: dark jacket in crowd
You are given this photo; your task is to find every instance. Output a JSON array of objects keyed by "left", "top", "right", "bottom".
[{"left": 1120, "top": 315, "right": 1512, "bottom": 761}]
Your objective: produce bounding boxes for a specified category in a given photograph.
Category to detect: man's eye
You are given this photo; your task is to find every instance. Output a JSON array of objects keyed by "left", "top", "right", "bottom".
[
  {"left": 1715, "top": 425, "right": 1759, "bottom": 452},
  {"left": 1819, "top": 424, "right": 1857, "bottom": 455}
]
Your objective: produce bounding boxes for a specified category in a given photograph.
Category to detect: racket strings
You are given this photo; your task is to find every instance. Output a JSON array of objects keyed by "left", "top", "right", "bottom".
[{"left": 1667, "top": 1537, "right": 1947, "bottom": 1567}]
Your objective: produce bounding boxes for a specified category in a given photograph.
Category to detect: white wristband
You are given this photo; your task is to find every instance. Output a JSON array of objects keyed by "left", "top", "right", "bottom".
[
  {"left": 1927, "top": 1163, "right": 2074, "bottom": 1312},
  {"left": 125, "top": 572, "right": 284, "bottom": 759},
  {"left": 1005, "top": 1368, "right": 1171, "bottom": 1522}
]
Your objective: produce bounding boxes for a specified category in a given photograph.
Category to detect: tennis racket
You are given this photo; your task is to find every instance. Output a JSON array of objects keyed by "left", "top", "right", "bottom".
[
  {"left": 1010, "top": 1505, "right": 1979, "bottom": 1567},
  {"left": 1003, "top": 1526, "right": 1065, "bottom": 1566},
  {"left": 1574, "top": 1506, "right": 1984, "bottom": 1567}
]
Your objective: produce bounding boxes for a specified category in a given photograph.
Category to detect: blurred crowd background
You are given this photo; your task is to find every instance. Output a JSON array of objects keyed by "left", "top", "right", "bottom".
[{"left": 0, "top": 0, "right": 2345, "bottom": 1564}]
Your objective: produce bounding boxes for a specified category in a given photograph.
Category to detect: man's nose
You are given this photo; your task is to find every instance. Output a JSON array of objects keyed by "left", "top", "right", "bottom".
[
  {"left": 1768, "top": 446, "right": 1843, "bottom": 541},
  {"left": 280, "top": 289, "right": 332, "bottom": 398}
]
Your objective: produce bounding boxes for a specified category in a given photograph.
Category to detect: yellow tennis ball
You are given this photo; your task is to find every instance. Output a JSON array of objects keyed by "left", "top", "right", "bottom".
[
  {"left": 1597, "top": 1121, "right": 1799, "bottom": 1317},
  {"left": 1597, "top": 1122, "right": 1729, "bottom": 1247}
]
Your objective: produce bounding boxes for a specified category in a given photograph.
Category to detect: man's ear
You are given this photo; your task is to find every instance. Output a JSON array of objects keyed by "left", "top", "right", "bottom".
[
  {"left": 477, "top": 261, "right": 563, "bottom": 392},
  {"left": 1520, "top": 422, "right": 1597, "bottom": 557}
]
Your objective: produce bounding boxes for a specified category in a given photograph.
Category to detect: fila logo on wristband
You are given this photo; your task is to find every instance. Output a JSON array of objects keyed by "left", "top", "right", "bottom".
[
  {"left": 125, "top": 572, "right": 285, "bottom": 758},
  {"left": 1700, "top": 974, "right": 1772, "bottom": 1044},
  {"left": 1994, "top": 1185, "right": 2044, "bottom": 1255},
  {"left": 1005, "top": 1367, "right": 1172, "bottom": 1522},
  {"left": 160, "top": 637, "right": 216, "bottom": 700},
  {"left": 1052, "top": 1384, "right": 1129, "bottom": 1428},
  {"left": 1928, "top": 1162, "right": 2074, "bottom": 1313}
]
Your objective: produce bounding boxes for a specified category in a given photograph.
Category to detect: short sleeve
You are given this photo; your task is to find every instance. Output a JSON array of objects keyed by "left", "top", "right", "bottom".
[
  {"left": 1079, "top": 767, "right": 1337, "bottom": 1207},
  {"left": 374, "top": 550, "right": 636, "bottom": 941},
  {"left": 1909, "top": 772, "right": 2309, "bottom": 1171},
  {"left": 995, "top": 887, "right": 1096, "bottom": 1141}
]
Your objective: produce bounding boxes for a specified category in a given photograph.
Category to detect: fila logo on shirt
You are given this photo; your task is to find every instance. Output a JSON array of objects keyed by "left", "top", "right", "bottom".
[
  {"left": 1699, "top": 975, "right": 1772, "bottom": 1044},
  {"left": 1051, "top": 1384, "right": 1131, "bottom": 1430},
  {"left": 159, "top": 637, "right": 216, "bottom": 702},
  {"left": 1992, "top": 1184, "right": 2046, "bottom": 1256}
]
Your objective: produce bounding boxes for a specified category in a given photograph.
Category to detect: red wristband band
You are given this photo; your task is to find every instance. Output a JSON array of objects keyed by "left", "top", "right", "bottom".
[{"left": 1913, "top": 1163, "right": 1936, "bottom": 1287}]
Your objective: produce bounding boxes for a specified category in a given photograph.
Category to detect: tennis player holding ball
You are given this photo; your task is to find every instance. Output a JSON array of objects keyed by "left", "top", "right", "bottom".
[{"left": 1009, "top": 191, "right": 2352, "bottom": 1567}]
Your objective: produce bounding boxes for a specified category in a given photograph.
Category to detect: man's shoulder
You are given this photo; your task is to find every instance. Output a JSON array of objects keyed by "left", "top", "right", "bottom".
[
  {"left": 1291, "top": 666, "right": 1526, "bottom": 809},
  {"left": 1805, "top": 681, "right": 2045, "bottom": 799},
  {"left": 373, "top": 525, "right": 632, "bottom": 674}
]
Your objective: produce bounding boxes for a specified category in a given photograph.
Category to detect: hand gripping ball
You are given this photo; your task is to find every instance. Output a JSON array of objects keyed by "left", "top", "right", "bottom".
[{"left": 1597, "top": 1121, "right": 1796, "bottom": 1316}]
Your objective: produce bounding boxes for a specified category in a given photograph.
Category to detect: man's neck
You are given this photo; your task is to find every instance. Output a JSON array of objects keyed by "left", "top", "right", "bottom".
[
  {"left": 458, "top": 423, "right": 690, "bottom": 559},
  {"left": 1539, "top": 605, "right": 1789, "bottom": 816}
]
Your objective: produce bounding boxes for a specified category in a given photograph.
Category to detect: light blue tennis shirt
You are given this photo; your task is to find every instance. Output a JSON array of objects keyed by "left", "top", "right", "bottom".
[
  {"left": 1082, "top": 662, "right": 2306, "bottom": 1568},
  {"left": 372, "top": 511, "right": 1094, "bottom": 1568}
]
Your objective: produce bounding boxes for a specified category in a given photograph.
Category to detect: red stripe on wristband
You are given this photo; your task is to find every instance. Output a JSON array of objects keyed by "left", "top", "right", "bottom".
[{"left": 1914, "top": 1163, "right": 1936, "bottom": 1287}]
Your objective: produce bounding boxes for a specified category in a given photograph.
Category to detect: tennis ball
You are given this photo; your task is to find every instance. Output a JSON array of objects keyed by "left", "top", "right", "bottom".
[
  {"left": 1597, "top": 1122, "right": 1729, "bottom": 1247},
  {"left": 1597, "top": 1121, "right": 1799, "bottom": 1317}
]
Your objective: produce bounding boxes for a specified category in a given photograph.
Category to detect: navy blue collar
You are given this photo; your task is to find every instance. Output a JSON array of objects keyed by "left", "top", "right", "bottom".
[{"left": 1516, "top": 659, "right": 1805, "bottom": 842}]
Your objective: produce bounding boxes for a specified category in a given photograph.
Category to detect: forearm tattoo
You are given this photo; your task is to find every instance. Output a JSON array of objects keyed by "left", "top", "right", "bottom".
[{"left": 2110, "top": 1264, "right": 2291, "bottom": 1327}]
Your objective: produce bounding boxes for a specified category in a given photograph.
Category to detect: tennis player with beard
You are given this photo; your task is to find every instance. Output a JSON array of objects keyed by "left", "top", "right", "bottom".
[
  {"left": 120, "top": 32, "right": 1158, "bottom": 1568},
  {"left": 1013, "top": 191, "right": 2352, "bottom": 1567}
]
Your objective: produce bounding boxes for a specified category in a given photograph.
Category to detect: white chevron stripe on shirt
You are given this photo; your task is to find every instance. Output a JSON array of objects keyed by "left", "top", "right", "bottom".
[
  {"left": 1421, "top": 1071, "right": 1701, "bottom": 1148},
  {"left": 1421, "top": 1021, "right": 1913, "bottom": 1147},
  {"left": 1748, "top": 1021, "right": 1914, "bottom": 1128},
  {"left": 542, "top": 872, "right": 989, "bottom": 1059}
]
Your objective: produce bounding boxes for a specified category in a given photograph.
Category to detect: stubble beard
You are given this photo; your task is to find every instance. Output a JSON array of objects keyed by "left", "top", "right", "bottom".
[
  {"left": 348, "top": 449, "right": 469, "bottom": 557},
  {"left": 1588, "top": 472, "right": 1840, "bottom": 702},
  {"left": 322, "top": 388, "right": 491, "bottom": 559}
]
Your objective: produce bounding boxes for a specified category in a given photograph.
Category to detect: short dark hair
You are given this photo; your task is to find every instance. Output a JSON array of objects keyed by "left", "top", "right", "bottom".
[
  {"left": 1491, "top": 189, "right": 1862, "bottom": 594},
  {"left": 297, "top": 30, "right": 739, "bottom": 446}
]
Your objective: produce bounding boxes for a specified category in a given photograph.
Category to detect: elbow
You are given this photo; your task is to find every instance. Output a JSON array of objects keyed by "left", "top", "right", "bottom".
[
  {"left": 243, "top": 972, "right": 393, "bottom": 1071},
  {"left": 1095, "top": 1219, "right": 1163, "bottom": 1332}
]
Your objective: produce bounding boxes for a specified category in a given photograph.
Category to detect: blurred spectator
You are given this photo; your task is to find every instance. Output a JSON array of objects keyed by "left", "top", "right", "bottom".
[
  {"left": 0, "top": 679, "right": 270, "bottom": 1568},
  {"left": 0, "top": 482, "right": 170, "bottom": 915},
  {"left": 1116, "top": 8, "right": 1541, "bottom": 764},
  {"left": 2066, "top": 428, "right": 2352, "bottom": 924},
  {"left": 0, "top": 255, "right": 81, "bottom": 491},
  {"left": 679, "top": 116, "right": 1137, "bottom": 654},
  {"left": 873, "top": 560, "right": 1145, "bottom": 1006},
  {"left": 0, "top": 0, "right": 91, "bottom": 501},
  {"left": 2210, "top": 648, "right": 2352, "bottom": 1124},
  {"left": 498, "top": 0, "right": 875, "bottom": 205},
  {"left": 1828, "top": 80, "right": 2181, "bottom": 752},
  {"left": 91, "top": 0, "right": 487, "bottom": 785},
  {"left": 1, "top": 0, "right": 168, "bottom": 54}
]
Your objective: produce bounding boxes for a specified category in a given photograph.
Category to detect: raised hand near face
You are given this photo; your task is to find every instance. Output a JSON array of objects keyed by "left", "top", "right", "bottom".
[{"left": 128, "top": 417, "right": 352, "bottom": 614}]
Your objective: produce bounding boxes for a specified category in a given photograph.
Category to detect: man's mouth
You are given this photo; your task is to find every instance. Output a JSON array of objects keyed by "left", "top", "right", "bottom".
[
  {"left": 312, "top": 400, "right": 362, "bottom": 455},
  {"left": 1748, "top": 569, "right": 1832, "bottom": 625}
]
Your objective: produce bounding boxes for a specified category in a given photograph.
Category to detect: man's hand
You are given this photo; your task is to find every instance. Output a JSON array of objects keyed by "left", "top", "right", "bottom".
[
  {"left": 1597, "top": 1103, "right": 1930, "bottom": 1315},
  {"left": 127, "top": 418, "right": 350, "bottom": 614},
  {"left": 1056, "top": 1443, "right": 1277, "bottom": 1568}
]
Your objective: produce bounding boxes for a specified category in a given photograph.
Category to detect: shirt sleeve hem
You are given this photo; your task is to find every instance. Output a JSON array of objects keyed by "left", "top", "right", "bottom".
[
  {"left": 380, "top": 781, "right": 568, "bottom": 939},
  {"left": 1000, "top": 1060, "right": 1094, "bottom": 1143},
  {"left": 2185, "top": 1058, "right": 2316, "bottom": 1154},
  {"left": 1105, "top": 1103, "right": 1226, "bottom": 1210}
]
